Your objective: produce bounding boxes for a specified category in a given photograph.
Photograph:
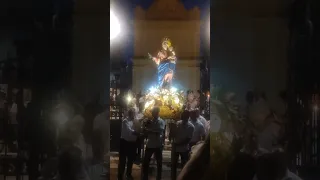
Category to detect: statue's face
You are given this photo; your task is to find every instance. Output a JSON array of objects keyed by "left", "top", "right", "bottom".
[{"left": 162, "top": 42, "right": 168, "bottom": 50}]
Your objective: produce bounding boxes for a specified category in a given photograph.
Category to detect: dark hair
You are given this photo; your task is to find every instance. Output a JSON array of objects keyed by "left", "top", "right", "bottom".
[
  {"left": 128, "top": 108, "right": 135, "bottom": 116},
  {"left": 152, "top": 106, "right": 160, "bottom": 113},
  {"left": 181, "top": 110, "right": 190, "bottom": 120}
]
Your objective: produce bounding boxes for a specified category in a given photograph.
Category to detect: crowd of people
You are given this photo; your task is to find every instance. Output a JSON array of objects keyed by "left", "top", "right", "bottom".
[
  {"left": 178, "top": 90, "right": 303, "bottom": 180},
  {"left": 117, "top": 105, "right": 210, "bottom": 180},
  {"left": 0, "top": 90, "right": 111, "bottom": 180}
]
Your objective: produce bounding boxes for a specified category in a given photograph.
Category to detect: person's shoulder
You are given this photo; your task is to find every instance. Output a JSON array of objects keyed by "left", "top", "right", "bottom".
[
  {"left": 196, "top": 120, "right": 205, "bottom": 127},
  {"left": 187, "top": 121, "right": 195, "bottom": 127},
  {"left": 122, "top": 118, "right": 129, "bottom": 123},
  {"left": 158, "top": 118, "right": 165, "bottom": 123}
]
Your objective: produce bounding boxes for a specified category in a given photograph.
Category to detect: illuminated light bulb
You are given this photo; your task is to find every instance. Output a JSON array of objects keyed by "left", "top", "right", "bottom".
[
  {"left": 149, "top": 87, "right": 156, "bottom": 94},
  {"left": 174, "top": 98, "right": 179, "bottom": 104},
  {"left": 110, "top": 10, "right": 121, "bottom": 40},
  {"left": 127, "top": 95, "right": 132, "bottom": 103}
]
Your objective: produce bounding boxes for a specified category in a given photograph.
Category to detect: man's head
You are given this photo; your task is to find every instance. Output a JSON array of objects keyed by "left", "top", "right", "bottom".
[
  {"left": 190, "top": 110, "right": 197, "bottom": 120},
  {"left": 194, "top": 108, "right": 200, "bottom": 117},
  {"left": 152, "top": 106, "right": 160, "bottom": 119},
  {"left": 128, "top": 108, "right": 135, "bottom": 120},
  {"left": 181, "top": 110, "right": 190, "bottom": 122}
]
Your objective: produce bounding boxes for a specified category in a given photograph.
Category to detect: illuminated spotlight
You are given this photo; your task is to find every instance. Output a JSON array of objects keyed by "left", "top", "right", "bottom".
[
  {"left": 110, "top": 10, "right": 120, "bottom": 41},
  {"left": 126, "top": 95, "right": 132, "bottom": 104},
  {"left": 170, "top": 87, "right": 177, "bottom": 92},
  {"left": 174, "top": 97, "right": 179, "bottom": 104},
  {"left": 149, "top": 86, "right": 156, "bottom": 93}
]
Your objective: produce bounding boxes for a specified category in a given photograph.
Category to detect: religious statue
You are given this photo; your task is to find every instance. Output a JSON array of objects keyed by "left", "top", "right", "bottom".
[{"left": 149, "top": 37, "right": 177, "bottom": 89}]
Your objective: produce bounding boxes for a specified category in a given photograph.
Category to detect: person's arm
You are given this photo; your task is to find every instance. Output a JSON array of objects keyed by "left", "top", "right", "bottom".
[{"left": 122, "top": 120, "right": 138, "bottom": 135}]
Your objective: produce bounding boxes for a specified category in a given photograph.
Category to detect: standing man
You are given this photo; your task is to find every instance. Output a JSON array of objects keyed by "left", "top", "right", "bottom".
[
  {"left": 189, "top": 110, "right": 205, "bottom": 148},
  {"left": 118, "top": 109, "right": 139, "bottom": 180},
  {"left": 133, "top": 112, "right": 144, "bottom": 164},
  {"left": 173, "top": 110, "right": 194, "bottom": 169},
  {"left": 142, "top": 107, "right": 165, "bottom": 180}
]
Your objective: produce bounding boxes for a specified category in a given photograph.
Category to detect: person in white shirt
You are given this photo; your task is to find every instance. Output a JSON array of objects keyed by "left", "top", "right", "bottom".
[
  {"left": 134, "top": 113, "right": 144, "bottom": 163},
  {"left": 189, "top": 110, "right": 205, "bottom": 148},
  {"left": 173, "top": 110, "right": 194, "bottom": 169},
  {"left": 118, "top": 109, "right": 139, "bottom": 180},
  {"left": 194, "top": 108, "right": 209, "bottom": 136},
  {"left": 142, "top": 107, "right": 166, "bottom": 180}
]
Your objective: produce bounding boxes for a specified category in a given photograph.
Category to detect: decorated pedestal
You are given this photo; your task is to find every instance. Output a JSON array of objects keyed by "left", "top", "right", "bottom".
[{"left": 143, "top": 87, "right": 185, "bottom": 120}]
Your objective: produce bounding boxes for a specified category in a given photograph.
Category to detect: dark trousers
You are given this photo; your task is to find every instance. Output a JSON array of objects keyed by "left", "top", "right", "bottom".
[
  {"left": 136, "top": 137, "right": 143, "bottom": 159},
  {"left": 142, "top": 148, "right": 163, "bottom": 180},
  {"left": 118, "top": 139, "right": 137, "bottom": 179},
  {"left": 174, "top": 151, "right": 189, "bottom": 168}
]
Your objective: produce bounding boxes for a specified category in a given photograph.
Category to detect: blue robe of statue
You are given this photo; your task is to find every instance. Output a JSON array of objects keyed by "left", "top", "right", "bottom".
[{"left": 157, "top": 59, "right": 176, "bottom": 88}]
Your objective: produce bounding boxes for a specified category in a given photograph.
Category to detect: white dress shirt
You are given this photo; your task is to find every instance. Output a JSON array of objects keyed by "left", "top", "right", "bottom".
[
  {"left": 197, "top": 115, "right": 208, "bottom": 135},
  {"left": 121, "top": 118, "right": 137, "bottom": 142},
  {"left": 133, "top": 118, "right": 142, "bottom": 133},
  {"left": 146, "top": 118, "right": 166, "bottom": 148},
  {"left": 175, "top": 120, "right": 194, "bottom": 152},
  {"left": 189, "top": 119, "right": 205, "bottom": 144}
]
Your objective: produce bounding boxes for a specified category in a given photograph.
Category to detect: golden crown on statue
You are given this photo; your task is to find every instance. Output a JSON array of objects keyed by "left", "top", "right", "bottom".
[{"left": 162, "top": 37, "right": 172, "bottom": 47}]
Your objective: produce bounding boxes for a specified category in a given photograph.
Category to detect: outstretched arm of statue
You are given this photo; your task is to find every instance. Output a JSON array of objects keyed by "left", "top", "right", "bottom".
[
  {"left": 148, "top": 53, "right": 160, "bottom": 65},
  {"left": 153, "top": 57, "right": 160, "bottom": 65}
]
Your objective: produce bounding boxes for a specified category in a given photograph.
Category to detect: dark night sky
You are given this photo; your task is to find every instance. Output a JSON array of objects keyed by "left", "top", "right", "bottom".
[{"left": 111, "top": 0, "right": 210, "bottom": 63}]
